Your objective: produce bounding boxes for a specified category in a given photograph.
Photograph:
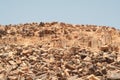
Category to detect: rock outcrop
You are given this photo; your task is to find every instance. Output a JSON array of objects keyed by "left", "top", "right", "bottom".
[{"left": 0, "top": 22, "right": 120, "bottom": 80}]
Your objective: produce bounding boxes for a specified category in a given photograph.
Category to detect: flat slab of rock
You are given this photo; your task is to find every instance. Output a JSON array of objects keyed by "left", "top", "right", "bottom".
[{"left": 107, "top": 71, "right": 120, "bottom": 80}]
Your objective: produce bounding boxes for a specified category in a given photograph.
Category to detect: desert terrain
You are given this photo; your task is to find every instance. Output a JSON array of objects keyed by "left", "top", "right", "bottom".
[{"left": 0, "top": 22, "right": 120, "bottom": 80}]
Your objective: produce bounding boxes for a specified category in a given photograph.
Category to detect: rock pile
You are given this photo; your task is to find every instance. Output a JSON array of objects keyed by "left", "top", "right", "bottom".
[{"left": 0, "top": 22, "right": 120, "bottom": 80}]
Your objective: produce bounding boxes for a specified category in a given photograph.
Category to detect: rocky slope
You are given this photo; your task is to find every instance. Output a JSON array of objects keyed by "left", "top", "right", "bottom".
[{"left": 0, "top": 22, "right": 120, "bottom": 80}]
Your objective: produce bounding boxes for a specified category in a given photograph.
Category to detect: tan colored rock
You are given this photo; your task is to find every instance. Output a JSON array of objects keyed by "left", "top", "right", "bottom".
[
  {"left": 87, "top": 74, "right": 100, "bottom": 80},
  {"left": 0, "top": 22, "right": 120, "bottom": 79},
  {"left": 67, "top": 75, "right": 78, "bottom": 80},
  {"left": 84, "top": 56, "right": 91, "bottom": 61},
  {"left": 65, "top": 64, "right": 75, "bottom": 70},
  {"left": 117, "top": 55, "right": 120, "bottom": 62},
  {"left": 0, "top": 73, "right": 5, "bottom": 80},
  {"left": 100, "top": 45, "right": 109, "bottom": 52},
  {"left": 8, "top": 76, "right": 18, "bottom": 80},
  {"left": 107, "top": 71, "right": 120, "bottom": 80}
]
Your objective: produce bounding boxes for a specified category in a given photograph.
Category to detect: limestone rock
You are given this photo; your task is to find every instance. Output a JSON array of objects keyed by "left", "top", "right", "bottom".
[
  {"left": 87, "top": 74, "right": 100, "bottom": 80},
  {"left": 0, "top": 22, "right": 119, "bottom": 80},
  {"left": 107, "top": 71, "right": 120, "bottom": 80}
]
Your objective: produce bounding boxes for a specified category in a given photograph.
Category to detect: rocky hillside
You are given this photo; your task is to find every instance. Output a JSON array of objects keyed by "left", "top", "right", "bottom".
[{"left": 0, "top": 22, "right": 120, "bottom": 80}]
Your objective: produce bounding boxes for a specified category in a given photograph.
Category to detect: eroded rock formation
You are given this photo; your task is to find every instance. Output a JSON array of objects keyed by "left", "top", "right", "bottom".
[{"left": 0, "top": 22, "right": 120, "bottom": 80}]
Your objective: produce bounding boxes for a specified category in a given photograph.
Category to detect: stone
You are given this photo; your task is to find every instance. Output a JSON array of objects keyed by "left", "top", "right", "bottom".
[
  {"left": 107, "top": 71, "right": 120, "bottom": 79},
  {"left": 29, "top": 55, "right": 37, "bottom": 61},
  {"left": 87, "top": 74, "right": 100, "bottom": 80},
  {"left": 117, "top": 55, "right": 120, "bottom": 62},
  {"left": 65, "top": 64, "right": 75, "bottom": 70},
  {"left": 0, "top": 73, "right": 5, "bottom": 80},
  {"left": 9, "top": 60, "right": 16, "bottom": 65},
  {"left": 84, "top": 56, "right": 91, "bottom": 61},
  {"left": 0, "top": 22, "right": 119, "bottom": 80},
  {"left": 67, "top": 75, "right": 78, "bottom": 80},
  {"left": 100, "top": 45, "right": 109, "bottom": 52},
  {"left": 8, "top": 76, "right": 18, "bottom": 80}
]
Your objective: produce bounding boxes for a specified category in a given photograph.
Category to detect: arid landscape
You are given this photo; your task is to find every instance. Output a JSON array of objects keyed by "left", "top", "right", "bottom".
[{"left": 0, "top": 22, "right": 120, "bottom": 80}]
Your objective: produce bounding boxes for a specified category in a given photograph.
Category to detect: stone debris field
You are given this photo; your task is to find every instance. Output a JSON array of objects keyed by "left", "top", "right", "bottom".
[{"left": 0, "top": 22, "right": 120, "bottom": 80}]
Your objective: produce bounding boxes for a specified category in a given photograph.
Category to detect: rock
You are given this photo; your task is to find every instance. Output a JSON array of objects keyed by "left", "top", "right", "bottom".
[
  {"left": 0, "top": 22, "right": 119, "bottom": 79},
  {"left": 39, "top": 22, "right": 45, "bottom": 27},
  {"left": 84, "top": 56, "right": 91, "bottom": 61},
  {"left": 87, "top": 74, "right": 100, "bottom": 80},
  {"left": 9, "top": 70, "right": 19, "bottom": 75},
  {"left": 80, "top": 54, "right": 87, "bottom": 59},
  {"left": 95, "top": 70, "right": 103, "bottom": 76},
  {"left": 15, "top": 57, "right": 22, "bottom": 65},
  {"left": 8, "top": 76, "right": 18, "bottom": 80},
  {"left": 8, "top": 60, "right": 18, "bottom": 69},
  {"left": 105, "top": 57, "right": 114, "bottom": 63},
  {"left": 26, "top": 76, "right": 33, "bottom": 80},
  {"left": 100, "top": 45, "right": 109, "bottom": 52},
  {"left": 36, "top": 79, "right": 42, "bottom": 80},
  {"left": 29, "top": 55, "right": 37, "bottom": 61},
  {"left": 36, "top": 74, "right": 47, "bottom": 80},
  {"left": 88, "top": 65, "right": 97, "bottom": 74},
  {"left": 0, "top": 29, "right": 7, "bottom": 36},
  {"left": 67, "top": 75, "right": 78, "bottom": 80},
  {"left": 101, "top": 68, "right": 107, "bottom": 75},
  {"left": 0, "top": 73, "right": 5, "bottom": 80},
  {"left": 23, "top": 50, "right": 32, "bottom": 55},
  {"left": 21, "top": 67, "right": 29, "bottom": 72},
  {"left": 65, "top": 64, "right": 75, "bottom": 70},
  {"left": 107, "top": 71, "right": 120, "bottom": 80},
  {"left": 64, "top": 69, "right": 70, "bottom": 77},
  {"left": 0, "top": 53, "right": 9, "bottom": 58},
  {"left": 117, "top": 55, "right": 120, "bottom": 62},
  {"left": 93, "top": 52, "right": 99, "bottom": 57},
  {"left": 8, "top": 60, "right": 16, "bottom": 65}
]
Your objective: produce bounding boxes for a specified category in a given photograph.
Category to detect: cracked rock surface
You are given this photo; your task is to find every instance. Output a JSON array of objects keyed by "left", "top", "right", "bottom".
[{"left": 0, "top": 22, "right": 120, "bottom": 80}]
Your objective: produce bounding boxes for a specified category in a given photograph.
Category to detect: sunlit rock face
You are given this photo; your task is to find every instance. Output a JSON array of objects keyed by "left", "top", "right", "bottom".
[
  {"left": 0, "top": 22, "right": 120, "bottom": 80},
  {"left": 0, "top": 22, "right": 119, "bottom": 52}
]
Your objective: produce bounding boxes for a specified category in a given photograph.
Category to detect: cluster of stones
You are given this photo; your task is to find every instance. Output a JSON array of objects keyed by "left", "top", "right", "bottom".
[{"left": 0, "top": 22, "right": 120, "bottom": 80}]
